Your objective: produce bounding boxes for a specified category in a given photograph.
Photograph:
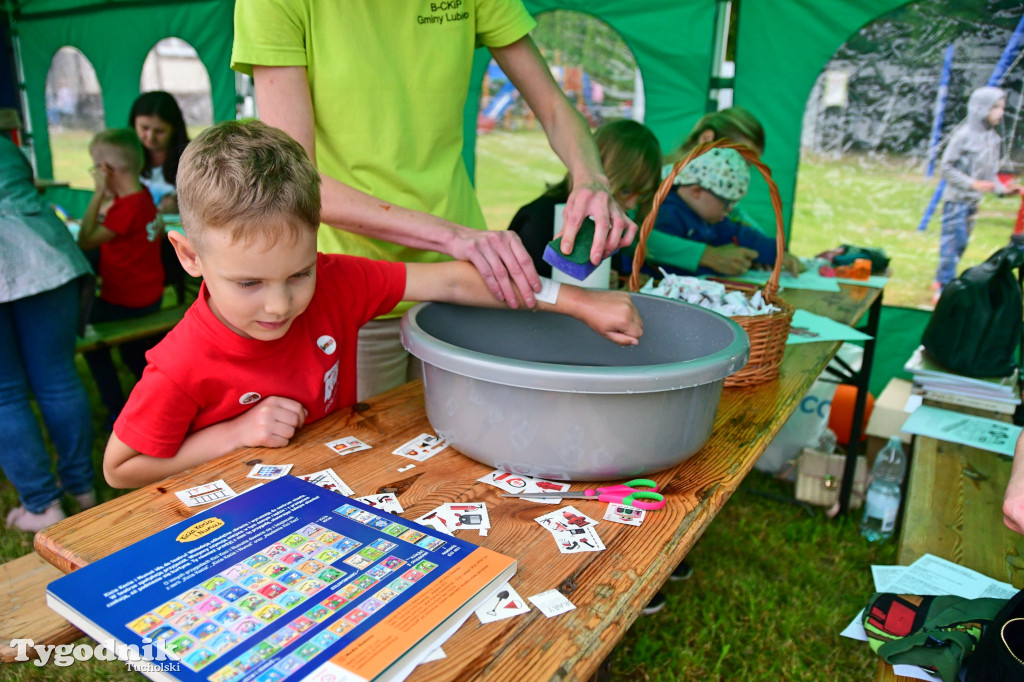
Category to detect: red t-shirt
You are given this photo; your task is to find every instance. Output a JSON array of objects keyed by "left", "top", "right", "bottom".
[
  {"left": 114, "top": 253, "right": 407, "bottom": 458},
  {"left": 99, "top": 189, "right": 163, "bottom": 307}
]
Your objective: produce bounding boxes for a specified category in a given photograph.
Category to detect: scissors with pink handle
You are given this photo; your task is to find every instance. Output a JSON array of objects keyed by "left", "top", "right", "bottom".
[{"left": 502, "top": 478, "right": 665, "bottom": 511}]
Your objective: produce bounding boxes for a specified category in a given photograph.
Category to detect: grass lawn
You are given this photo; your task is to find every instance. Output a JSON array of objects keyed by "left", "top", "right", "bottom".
[{"left": 2, "top": 128, "right": 1015, "bottom": 680}]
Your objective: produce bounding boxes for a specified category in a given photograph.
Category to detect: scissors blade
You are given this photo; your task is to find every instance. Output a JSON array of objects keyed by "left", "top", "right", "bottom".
[{"left": 501, "top": 492, "right": 589, "bottom": 499}]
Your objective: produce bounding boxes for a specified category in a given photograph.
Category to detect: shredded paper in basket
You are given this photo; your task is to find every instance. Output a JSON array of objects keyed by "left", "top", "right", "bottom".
[{"left": 641, "top": 269, "right": 781, "bottom": 316}]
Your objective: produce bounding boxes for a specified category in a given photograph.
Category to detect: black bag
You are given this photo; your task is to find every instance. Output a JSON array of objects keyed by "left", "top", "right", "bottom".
[
  {"left": 922, "top": 246, "right": 1024, "bottom": 378},
  {"left": 964, "top": 588, "right": 1024, "bottom": 681}
]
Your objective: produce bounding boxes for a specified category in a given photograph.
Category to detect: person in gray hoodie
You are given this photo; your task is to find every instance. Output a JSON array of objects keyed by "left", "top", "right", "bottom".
[{"left": 934, "top": 86, "right": 1021, "bottom": 295}]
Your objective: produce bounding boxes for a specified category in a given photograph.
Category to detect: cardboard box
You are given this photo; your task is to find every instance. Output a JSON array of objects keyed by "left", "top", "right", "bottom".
[{"left": 864, "top": 378, "right": 915, "bottom": 462}]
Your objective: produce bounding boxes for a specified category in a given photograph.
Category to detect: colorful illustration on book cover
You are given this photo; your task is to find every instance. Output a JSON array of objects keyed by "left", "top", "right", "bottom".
[{"left": 120, "top": 502, "right": 446, "bottom": 679}]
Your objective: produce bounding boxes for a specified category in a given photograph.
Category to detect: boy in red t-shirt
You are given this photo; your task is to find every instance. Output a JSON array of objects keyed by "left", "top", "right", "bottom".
[
  {"left": 78, "top": 128, "right": 164, "bottom": 425},
  {"left": 103, "top": 120, "right": 643, "bottom": 488}
]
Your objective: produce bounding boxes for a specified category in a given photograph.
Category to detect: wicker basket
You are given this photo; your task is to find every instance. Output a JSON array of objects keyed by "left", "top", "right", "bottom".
[{"left": 628, "top": 139, "right": 794, "bottom": 388}]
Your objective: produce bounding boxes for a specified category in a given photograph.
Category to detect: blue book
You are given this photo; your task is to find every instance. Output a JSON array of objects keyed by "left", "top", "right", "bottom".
[{"left": 47, "top": 476, "right": 516, "bottom": 681}]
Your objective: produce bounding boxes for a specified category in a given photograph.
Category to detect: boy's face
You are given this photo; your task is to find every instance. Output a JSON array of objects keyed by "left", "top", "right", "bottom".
[
  {"left": 681, "top": 185, "right": 736, "bottom": 224},
  {"left": 186, "top": 219, "right": 318, "bottom": 341},
  {"left": 89, "top": 145, "right": 123, "bottom": 186},
  {"left": 988, "top": 98, "right": 1006, "bottom": 127}
]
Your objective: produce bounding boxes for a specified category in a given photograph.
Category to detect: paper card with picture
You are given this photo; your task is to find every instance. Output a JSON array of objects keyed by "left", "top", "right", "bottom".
[
  {"left": 297, "top": 468, "right": 354, "bottom": 496},
  {"left": 325, "top": 436, "right": 372, "bottom": 456},
  {"left": 247, "top": 463, "right": 293, "bottom": 480},
  {"left": 393, "top": 433, "right": 449, "bottom": 462},
  {"left": 475, "top": 583, "right": 531, "bottom": 624},
  {"left": 354, "top": 493, "right": 404, "bottom": 514},
  {"left": 603, "top": 502, "right": 647, "bottom": 526},
  {"left": 552, "top": 526, "right": 605, "bottom": 554},
  {"left": 534, "top": 505, "right": 597, "bottom": 533},
  {"left": 413, "top": 507, "right": 456, "bottom": 536},
  {"left": 443, "top": 502, "right": 490, "bottom": 534}
]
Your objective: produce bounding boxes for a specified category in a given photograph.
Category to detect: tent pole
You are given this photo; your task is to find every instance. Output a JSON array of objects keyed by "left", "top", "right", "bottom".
[{"left": 925, "top": 44, "right": 954, "bottom": 179}]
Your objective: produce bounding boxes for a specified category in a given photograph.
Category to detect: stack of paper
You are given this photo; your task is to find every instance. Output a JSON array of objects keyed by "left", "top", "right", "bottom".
[{"left": 904, "top": 346, "right": 1020, "bottom": 415}]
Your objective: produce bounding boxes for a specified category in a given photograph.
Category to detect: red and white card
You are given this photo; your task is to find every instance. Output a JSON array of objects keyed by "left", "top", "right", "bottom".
[
  {"left": 393, "top": 433, "right": 448, "bottom": 462},
  {"left": 475, "top": 583, "right": 531, "bottom": 624}
]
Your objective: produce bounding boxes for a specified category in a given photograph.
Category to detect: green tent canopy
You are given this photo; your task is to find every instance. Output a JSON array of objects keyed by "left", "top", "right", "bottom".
[{"left": 10, "top": 0, "right": 911, "bottom": 234}]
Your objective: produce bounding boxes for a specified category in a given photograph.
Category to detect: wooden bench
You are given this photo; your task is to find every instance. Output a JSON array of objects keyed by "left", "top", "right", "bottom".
[
  {"left": 75, "top": 303, "right": 188, "bottom": 355},
  {"left": 875, "top": 434, "right": 1024, "bottom": 681},
  {"left": 0, "top": 553, "right": 82, "bottom": 662}
]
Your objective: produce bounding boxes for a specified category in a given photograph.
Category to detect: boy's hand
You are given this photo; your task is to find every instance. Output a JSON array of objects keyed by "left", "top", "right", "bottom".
[
  {"left": 158, "top": 193, "right": 179, "bottom": 213},
  {"left": 568, "top": 289, "right": 643, "bottom": 346},
  {"left": 700, "top": 244, "right": 758, "bottom": 275},
  {"left": 972, "top": 179, "right": 997, "bottom": 193},
  {"left": 783, "top": 253, "right": 804, "bottom": 277},
  {"left": 90, "top": 162, "right": 111, "bottom": 197},
  {"left": 235, "top": 396, "right": 308, "bottom": 448}
]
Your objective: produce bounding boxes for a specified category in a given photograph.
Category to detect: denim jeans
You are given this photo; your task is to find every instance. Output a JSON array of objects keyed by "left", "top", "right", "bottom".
[
  {"left": 83, "top": 297, "right": 161, "bottom": 419},
  {"left": 0, "top": 280, "right": 95, "bottom": 512},
  {"left": 935, "top": 201, "right": 978, "bottom": 287}
]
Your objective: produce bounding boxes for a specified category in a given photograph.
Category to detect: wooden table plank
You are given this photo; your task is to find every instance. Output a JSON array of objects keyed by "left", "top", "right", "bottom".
[{"left": 36, "top": 284, "right": 880, "bottom": 681}]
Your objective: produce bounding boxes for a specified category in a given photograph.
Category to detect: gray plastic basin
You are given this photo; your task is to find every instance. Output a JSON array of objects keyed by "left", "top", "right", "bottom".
[{"left": 400, "top": 293, "right": 750, "bottom": 481}]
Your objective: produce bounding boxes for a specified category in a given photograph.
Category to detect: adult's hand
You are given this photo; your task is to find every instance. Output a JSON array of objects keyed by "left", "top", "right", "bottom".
[
  {"left": 699, "top": 244, "right": 758, "bottom": 275},
  {"left": 493, "top": 36, "right": 633, "bottom": 266},
  {"left": 561, "top": 181, "right": 637, "bottom": 265},
  {"left": 446, "top": 226, "right": 541, "bottom": 308}
]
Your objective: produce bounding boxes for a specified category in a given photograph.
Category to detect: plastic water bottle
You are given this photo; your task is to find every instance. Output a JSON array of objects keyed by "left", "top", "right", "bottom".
[{"left": 860, "top": 436, "right": 906, "bottom": 542}]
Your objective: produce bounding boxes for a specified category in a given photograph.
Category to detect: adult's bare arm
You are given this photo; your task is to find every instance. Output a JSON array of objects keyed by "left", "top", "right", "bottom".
[
  {"left": 492, "top": 37, "right": 636, "bottom": 265},
  {"left": 252, "top": 65, "right": 539, "bottom": 307}
]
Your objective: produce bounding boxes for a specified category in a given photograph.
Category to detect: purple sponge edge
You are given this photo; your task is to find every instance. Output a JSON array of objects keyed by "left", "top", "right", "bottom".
[{"left": 543, "top": 243, "right": 598, "bottom": 281}]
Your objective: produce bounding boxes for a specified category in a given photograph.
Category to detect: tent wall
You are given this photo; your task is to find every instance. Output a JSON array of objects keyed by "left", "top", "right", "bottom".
[
  {"left": 732, "top": 0, "right": 911, "bottom": 237},
  {"left": 16, "top": 0, "right": 234, "bottom": 181},
  {"left": 11, "top": 0, "right": 918, "bottom": 239},
  {"left": 463, "top": 0, "right": 717, "bottom": 180}
]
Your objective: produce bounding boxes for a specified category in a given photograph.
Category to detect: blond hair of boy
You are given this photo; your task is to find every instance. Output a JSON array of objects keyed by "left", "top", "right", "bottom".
[
  {"left": 77, "top": 128, "right": 147, "bottom": 250},
  {"left": 103, "top": 120, "right": 643, "bottom": 489}
]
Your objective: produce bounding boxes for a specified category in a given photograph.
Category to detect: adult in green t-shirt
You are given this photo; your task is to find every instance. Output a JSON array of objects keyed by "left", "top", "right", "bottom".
[{"left": 232, "top": 0, "right": 634, "bottom": 399}]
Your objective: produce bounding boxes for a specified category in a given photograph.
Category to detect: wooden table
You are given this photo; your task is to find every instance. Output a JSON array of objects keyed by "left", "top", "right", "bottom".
[
  {"left": 37, "top": 284, "right": 881, "bottom": 680},
  {"left": 876, "top": 435, "right": 1024, "bottom": 681}
]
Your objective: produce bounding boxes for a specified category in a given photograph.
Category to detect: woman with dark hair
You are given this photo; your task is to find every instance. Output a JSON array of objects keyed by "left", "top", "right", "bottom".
[{"left": 128, "top": 91, "right": 189, "bottom": 214}]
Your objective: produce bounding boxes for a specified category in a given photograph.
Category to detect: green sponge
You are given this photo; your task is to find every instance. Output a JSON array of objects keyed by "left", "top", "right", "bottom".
[{"left": 542, "top": 217, "right": 599, "bottom": 280}]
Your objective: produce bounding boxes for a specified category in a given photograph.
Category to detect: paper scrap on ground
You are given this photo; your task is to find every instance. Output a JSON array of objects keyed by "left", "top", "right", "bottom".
[
  {"left": 297, "top": 468, "right": 354, "bottom": 495},
  {"left": 552, "top": 526, "right": 605, "bottom": 553},
  {"left": 900, "top": 405, "right": 1020, "bottom": 456},
  {"left": 535, "top": 506, "right": 597, "bottom": 533},
  {"left": 786, "top": 309, "right": 873, "bottom": 345},
  {"left": 246, "top": 463, "right": 293, "bottom": 480},
  {"left": 529, "top": 589, "right": 576, "bottom": 618},
  {"left": 325, "top": 436, "right": 371, "bottom": 456},
  {"left": 478, "top": 469, "right": 570, "bottom": 503},
  {"left": 175, "top": 480, "right": 237, "bottom": 507},
  {"left": 397, "top": 464, "right": 416, "bottom": 473},
  {"left": 393, "top": 433, "right": 449, "bottom": 461},
  {"left": 355, "top": 493, "right": 404, "bottom": 514},
  {"left": 475, "top": 583, "right": 530, "bottom": 624},
  {"left": 603, "top": 502, "right": 646, "bottom": 526}
]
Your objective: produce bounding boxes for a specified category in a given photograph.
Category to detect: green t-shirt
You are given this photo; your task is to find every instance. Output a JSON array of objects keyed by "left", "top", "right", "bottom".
[{"left": 232, "top": 0, "right": 534, "bottom": 264}]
